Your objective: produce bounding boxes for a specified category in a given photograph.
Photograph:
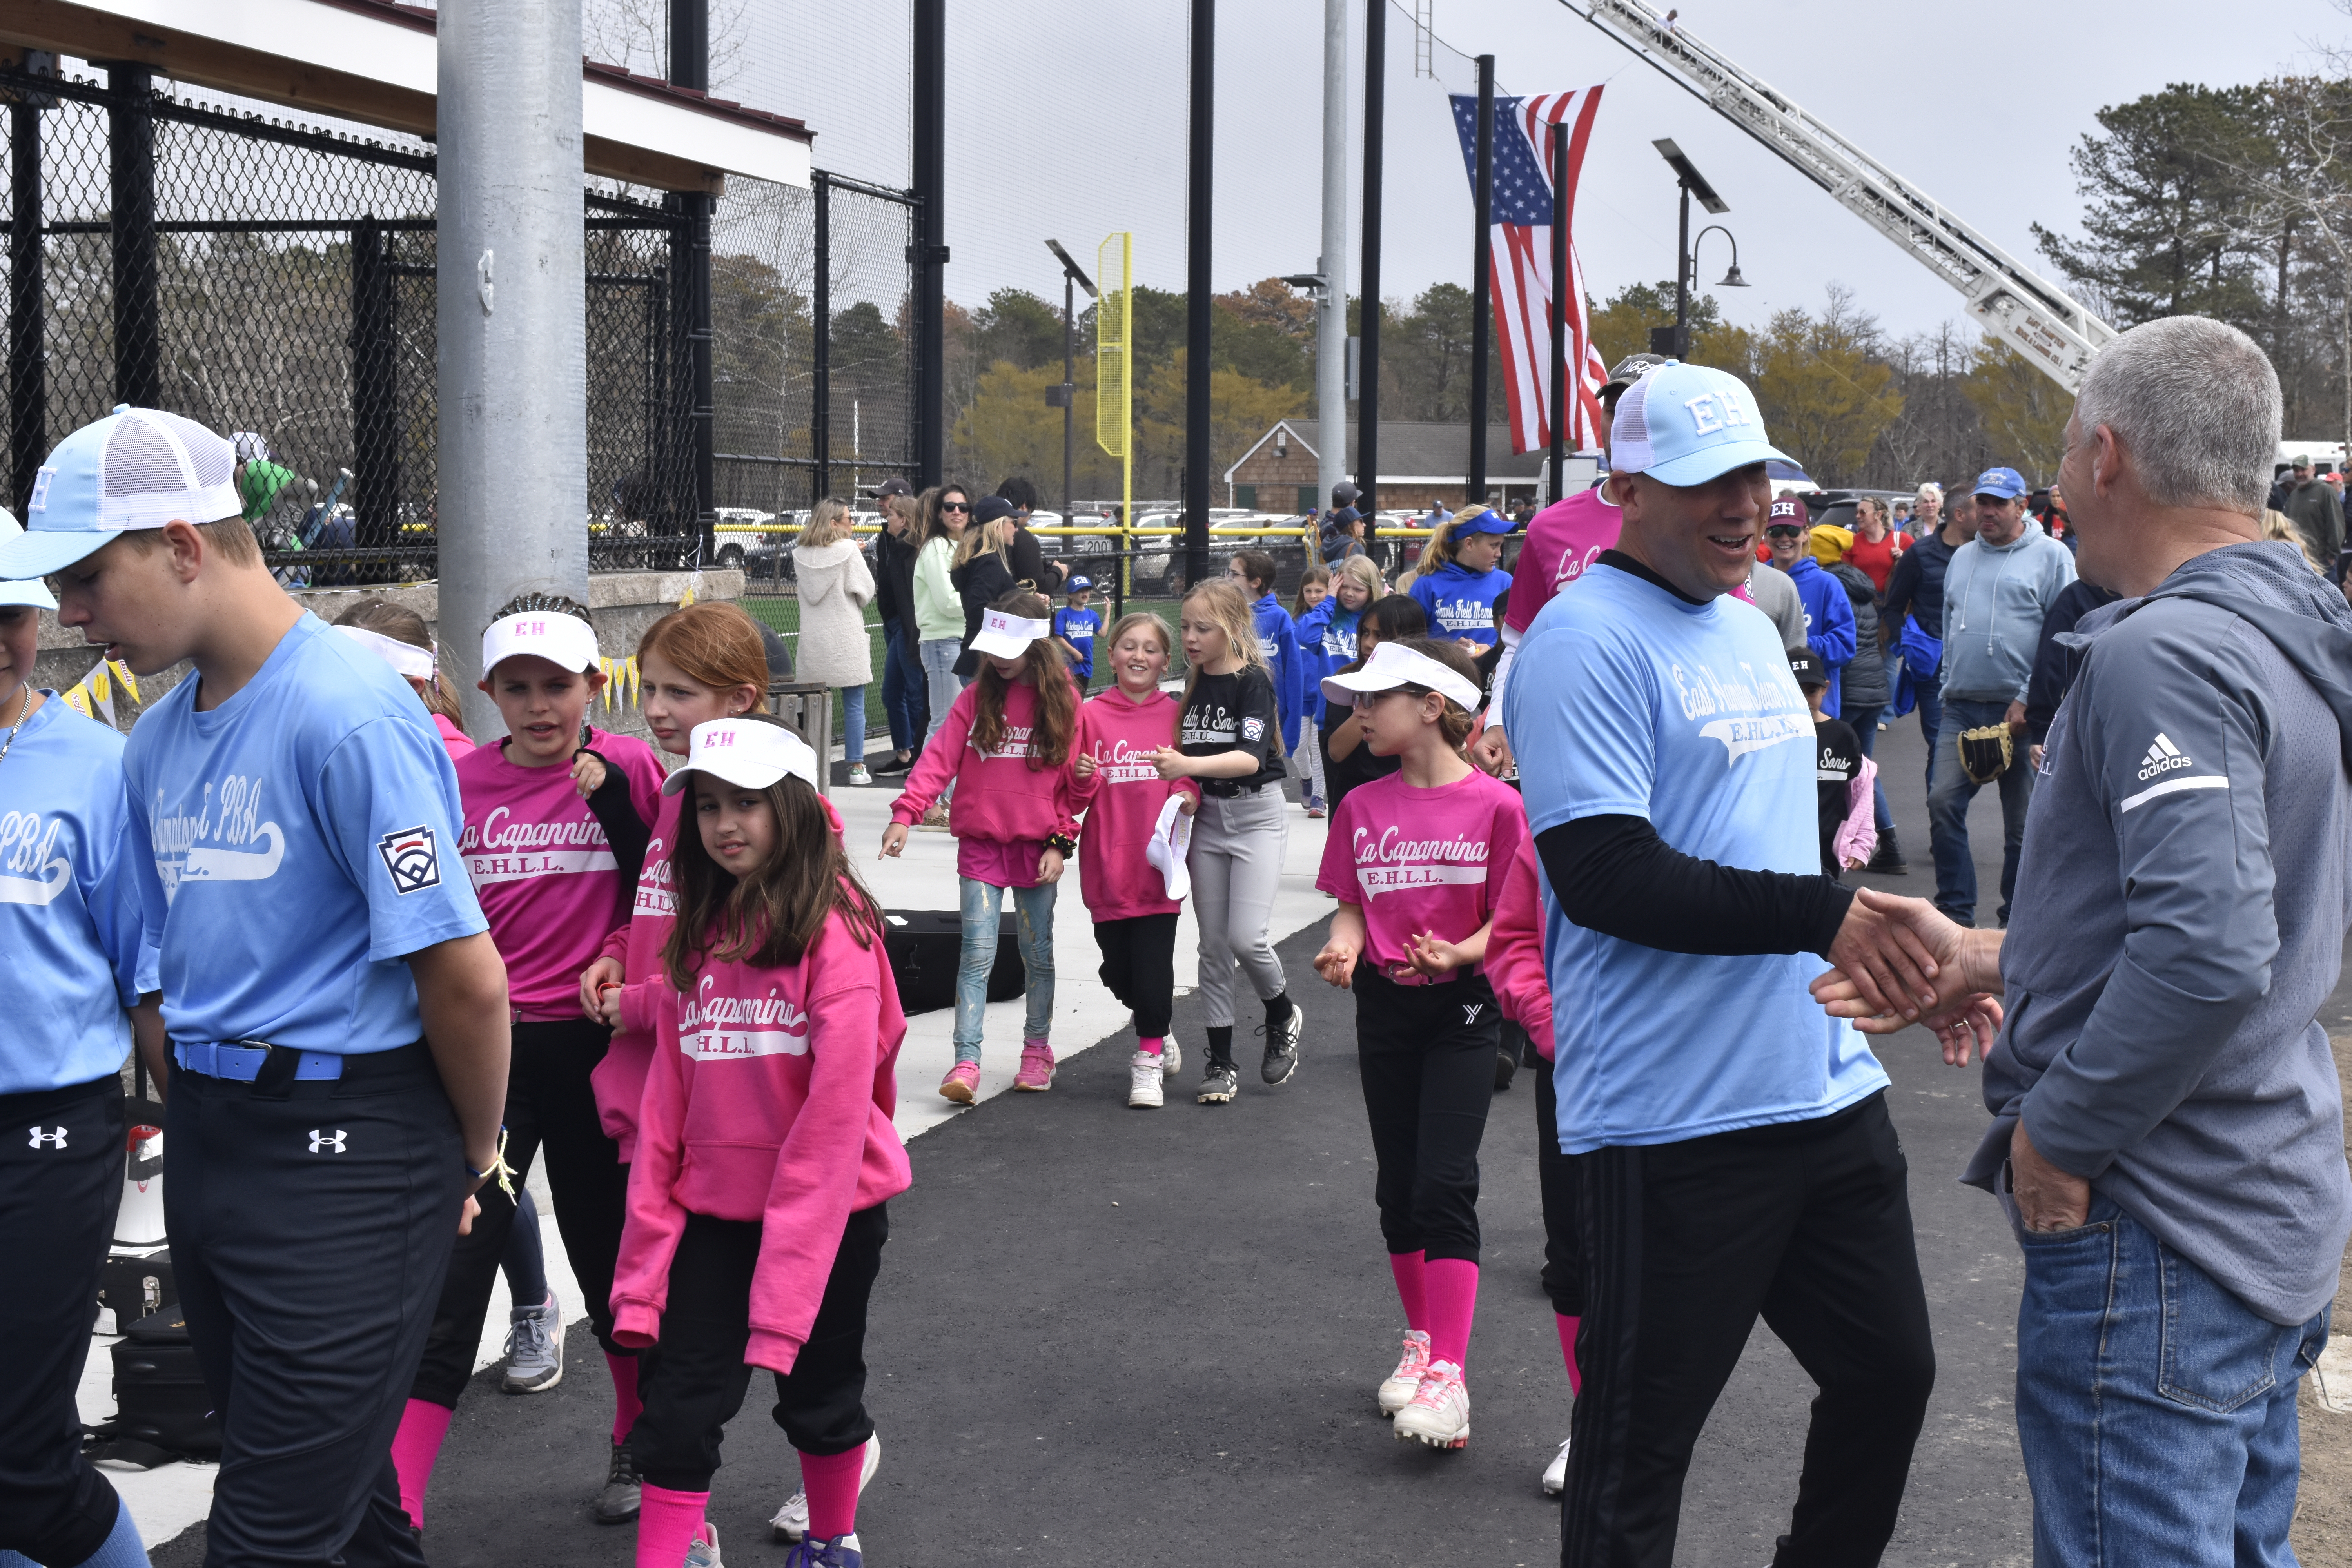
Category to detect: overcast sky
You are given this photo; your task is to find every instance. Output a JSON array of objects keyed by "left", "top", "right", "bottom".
[{"left": 745, "top": 0, "right": 2342, "bottom": 344}]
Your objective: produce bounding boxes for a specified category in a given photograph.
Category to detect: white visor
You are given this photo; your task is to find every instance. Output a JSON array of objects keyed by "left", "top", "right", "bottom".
[
  {"left": 662, "top": 717, "right": 821, "bottom": 797},
  {"left": 1319, "top": 640, "right": 1484, "bottom": 715},
  {"left": 966, "top": 608, "right": 1051, "bottom": 660},
  {"left": 336, "top": 624, "right": 436, "bottom": 682},
  {"left": 481, "top": 610, "right": 599, "bottom": 676}
]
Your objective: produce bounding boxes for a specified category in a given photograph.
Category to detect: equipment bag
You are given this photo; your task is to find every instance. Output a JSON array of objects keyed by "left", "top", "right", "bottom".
[
  {"left": 882, "top": 910, "right": 1027, "bottom": 1016},
  {"left": 90, "top": 1306, "right": 219, "bottom": 1467}
]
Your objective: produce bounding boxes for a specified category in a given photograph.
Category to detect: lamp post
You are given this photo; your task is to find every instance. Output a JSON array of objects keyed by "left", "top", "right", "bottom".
[
  {"left": 1649, "top": 138, "right": 1728, "bottom": 360},
  {"left": 1044, "top": 238, "right": 1097, "bottom": 517}
]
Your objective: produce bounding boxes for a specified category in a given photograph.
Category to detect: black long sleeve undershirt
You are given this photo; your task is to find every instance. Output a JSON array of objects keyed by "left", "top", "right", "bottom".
[{"left": 1535, "top": 815, "right": 1853, "bottom": 958}]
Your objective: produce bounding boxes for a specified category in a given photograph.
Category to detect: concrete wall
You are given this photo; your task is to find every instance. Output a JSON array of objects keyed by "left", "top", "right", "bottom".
[{"left": 34, "top": 570, "right": 747, "bottom": 749}]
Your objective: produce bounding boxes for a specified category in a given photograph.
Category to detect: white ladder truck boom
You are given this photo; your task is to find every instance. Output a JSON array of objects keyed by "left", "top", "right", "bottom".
[{"left": 1562, "top": 0, "right": 2117, "bottom": 391}]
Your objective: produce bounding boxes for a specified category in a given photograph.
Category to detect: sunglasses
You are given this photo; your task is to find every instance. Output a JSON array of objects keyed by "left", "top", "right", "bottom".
[
  {"left": 940, "top": 500, "right": 971, "bottom": 512},
  {"left": 1764, "top": 525, "right": 1805, "bottom": 540}
]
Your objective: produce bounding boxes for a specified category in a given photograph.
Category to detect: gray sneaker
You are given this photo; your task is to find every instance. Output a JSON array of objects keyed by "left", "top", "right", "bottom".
[
  {"left": 1197, "top": 1062, "right": 1239, "bottom": 1104},
  {"left": 594, "top": 1439, "right": 641, "bottom": 1525},
  {"left": 501, "top": 1292, "right": 564, "bottom": 1394},
  {"left": 1259, "top": 1005, "right": 1303, "bottom": 1085}
]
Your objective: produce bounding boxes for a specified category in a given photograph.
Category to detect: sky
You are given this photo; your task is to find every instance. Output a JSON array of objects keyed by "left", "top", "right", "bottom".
[{"left": 736, "top": 0, "right": 2351, "bottom": 346}]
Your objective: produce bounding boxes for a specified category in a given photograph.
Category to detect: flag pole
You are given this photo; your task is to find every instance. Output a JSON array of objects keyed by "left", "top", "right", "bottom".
[
  {"left": 1548, "top": 118, "right": 1568, "bottom": 503},
  {"left": 1358, "top": 0, "right": 1385, "bottom": 548},
  {"left": 1466, "top": 54, "right": 1494, "bottom": 508}
]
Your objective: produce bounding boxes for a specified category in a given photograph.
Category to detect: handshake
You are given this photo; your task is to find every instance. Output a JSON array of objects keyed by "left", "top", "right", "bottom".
[{"left": 1812, "top": 888, "right": 2007, "bottom": 1067}]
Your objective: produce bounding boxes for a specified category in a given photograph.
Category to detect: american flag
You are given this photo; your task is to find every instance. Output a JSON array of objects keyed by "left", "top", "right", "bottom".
[{"left": 1448, "top": 87, "right": 1610, "bottom": 455}]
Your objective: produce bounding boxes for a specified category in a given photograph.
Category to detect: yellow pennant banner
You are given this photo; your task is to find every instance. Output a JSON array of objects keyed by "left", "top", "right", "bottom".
[
  {"left": 598, "top": 655, "right": 642, "bottom": 711},
  {"left": 60, "top": 656, "right": 140, "bottom": 725}
]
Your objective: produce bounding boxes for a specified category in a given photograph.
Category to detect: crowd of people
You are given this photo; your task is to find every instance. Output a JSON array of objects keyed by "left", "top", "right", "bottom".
[{"left": 0, "top": 310, "right": 2346, "bottom": 1568}]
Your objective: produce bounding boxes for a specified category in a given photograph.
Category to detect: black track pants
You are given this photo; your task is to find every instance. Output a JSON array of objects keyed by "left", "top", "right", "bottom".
[
  {"left": 1534, "top": 1054, "right": 1584, "bottom": 1318},
  {"left": 1354, "top": 967, "right": 1499, "bottom": 1265},
  {"left": 1093, "top": 913, "right": 1179, "bottom": 1040}
]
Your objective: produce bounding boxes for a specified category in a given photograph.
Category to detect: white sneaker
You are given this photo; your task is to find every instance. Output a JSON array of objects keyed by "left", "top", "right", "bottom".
[
  {"left": 770, "top": 1433, "right": 881, "bottom": 1544},
  {"left": 1127, "top": 1050, "right": 1165, "bottom": 1108},
  {"left": 1160, "top": 1035, "right": 1182, "bottom": 1075},
  {"left": 1377, "top": 1330, "right": 1432, "bottom": 1416},
  {"left": 1392, "top": 1359, "right": 1470, "bottom": 1449},
  {"left": 1541, "top": 1436, "right": 1572, "bottom": 1495},
  {"left": 848, "top": 763, "right": 873, "bottom": 787},
  {"left": 684, "top": 1518, "right": 722, "bottom": 1568}
]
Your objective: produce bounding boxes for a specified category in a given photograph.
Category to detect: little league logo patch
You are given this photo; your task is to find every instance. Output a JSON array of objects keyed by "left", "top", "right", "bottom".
[
  {"left": 377, "top": 825, "right": 442, "bottom": 895},
  {"left": 1240, "top": 717, "right": 1266, "bottom": 742}
]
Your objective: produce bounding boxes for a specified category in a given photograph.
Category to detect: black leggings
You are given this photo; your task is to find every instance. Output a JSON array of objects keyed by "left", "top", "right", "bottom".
[
  {"left": 1093, "top": 912, "right": 1179, "bottom": 1039},
  {"left": 1354, "top": 967, "right": 1499, "bottom": 1265},
  {"left": 633, "top": 1205, "right": 889, "bottom": 1493},
  {"left": 1534, "top": 1049, "right": 1584, "bottom": 1316},
  {"left": 411, "top": 1018, "right": 633, "bottom": 1408}
]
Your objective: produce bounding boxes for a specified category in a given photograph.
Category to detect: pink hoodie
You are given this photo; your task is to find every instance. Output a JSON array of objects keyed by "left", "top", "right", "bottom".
[
  {"left": 434, "top": 713, "right": 476, "bottom": 764},
  {"left": 609, "top": 904, "right": 913, "bottom": 1375},
  {"left": 1067, "top": 688, "right": 1196, "bottom": 920},
  {"left": 591, "top": 789, "right": 685, "bottom": 1163},
  {"left": 1484, "top": 840, "right": 1554, "bottom": 1057},
  {"left": 456, "top": 727, "right": 665, "bottom": 1018},
  {"left": 889, "top": 676, "right": 1081, "bottom": 887}
]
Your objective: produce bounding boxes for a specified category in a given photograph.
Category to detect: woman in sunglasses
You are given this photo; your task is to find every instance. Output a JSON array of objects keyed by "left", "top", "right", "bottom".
[{"left": 913, "top": 484, "right": 974, "bottom": 752}]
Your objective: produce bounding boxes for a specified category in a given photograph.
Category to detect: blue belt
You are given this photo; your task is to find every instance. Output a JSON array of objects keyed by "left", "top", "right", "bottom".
[{"left": 174, "top": 1041, "right": 347, "bottom": 1082}]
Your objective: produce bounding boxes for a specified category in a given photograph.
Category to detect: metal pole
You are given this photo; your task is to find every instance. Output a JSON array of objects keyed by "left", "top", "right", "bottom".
[
  {"left": 813, "top": 172, "right": 831, "bottom": 506},
  {"left": 669, "top": 0, "right": 715, "bottom": 565},
  {"left": 350, "top": 216, "right": 400, "bottom": 555},
  {"left": 9, "top": 98, "right": 45, "bottom": 515},
  {"left": 912, "top": 0, "right": 946, "bottom": 487},
  {"left": 1316, "top": 0, "right": 1348, "bottom": 522},
  {"left": 1358, "top": 0, "right": 1384, "bottom": 546},
  {"left": 1466, "top": 54, "right": 1494, "bottom": 509},
  {"left": 437, "top": 0, "right": 588, "bottom": 737},
  {"left": 1674, "top": 180, "right": 1691, "bottom": 359},
  {"left": 1548, "top": 122, "right": 1567, "bottom": 502},
  {"left": 1062, "top": 271, "right": 1075, "bottom": 516},
  {"left": 1183, "top": 0, "right": 1214, "bottom": 589},
  {"left": 105, "top": 63, "right": 159, "bottom": 411}
]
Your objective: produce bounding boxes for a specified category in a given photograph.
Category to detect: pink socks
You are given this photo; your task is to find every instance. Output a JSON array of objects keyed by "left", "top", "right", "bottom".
[
  {"left": 800, "top": 1445, "right": 867, "bottom": 1541},
  {"left": 1424, "top": 1257, "right": 1480, "bottom": 1370},
  {"left": 1387, "top": 1250, "right": 1428, "bottom": 1334},
  {"left": 1557, "top": 1313, "right": 1583, "bottom": 1394},
  {"left": 608, "top": 1351, "right": 644, "bottom": 1446},
  {"left": 635, "top": 1483, "right": 709, "bottom": 1568},
  {"left": 1138, "top": 1036, "right": 1164, "bottom": 1056},
  {"left": 390, "top": 1398, "right": 454, "bottom": 1530}
]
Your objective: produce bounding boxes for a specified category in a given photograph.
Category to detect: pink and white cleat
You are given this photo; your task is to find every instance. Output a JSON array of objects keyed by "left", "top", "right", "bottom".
[
  {"left": 1013, "top": 1042, "right": 1056, "bottom": 1091},
  {"left": 1377, "top": 1330, "right": 1432, "bottom": 1416},
  {"left": 938, "top": 1060, "right": 982, "bottom": 1104},
  {"left": 1393, "top": 1359, "right": 1470, "bottom": 1450}
]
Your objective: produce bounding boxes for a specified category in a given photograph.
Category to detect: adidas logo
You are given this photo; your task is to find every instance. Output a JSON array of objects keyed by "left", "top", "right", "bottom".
[{"left": 2137, "top": 732, "right": 2192, "bottom": 782}]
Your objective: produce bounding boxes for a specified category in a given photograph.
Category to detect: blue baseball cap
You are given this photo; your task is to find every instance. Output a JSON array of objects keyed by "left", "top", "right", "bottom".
[
  {"left": 0, "top": 406, "right": 242, "bottom": 581},
  {"left": 1066, "top": 575, "right": 1094, "bottom": 592},
  {"left": 1971, "top": 466, "right": 2027, "bottom": 501},
  {"left": 1608, "top": 361, "right": 1791, "bottom": 488},
  {"left": 0, "top": 511, "right": 57, "bottom": 609},
  {"left": 1455, "top": 508, "right": 1515, "bottom": 537}
]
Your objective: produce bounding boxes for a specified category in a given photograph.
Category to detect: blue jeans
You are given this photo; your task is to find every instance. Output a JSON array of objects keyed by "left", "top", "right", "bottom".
[
  {"left": 1842, "top": 702, "right": 1895, "bottom": 831},
  {"left": 1927, "top": 696, "right": 2031, "bottom": 926},
  {"left": 954, "top": 877, "right": 1055, "bottom": 1060},
  {"left": 880, "top": 624, "right": 926, "bottom": 752},
  {"left": 918, "top": 638, "right": 961, "bottom": 744},
  {"left": 2011, "top": 1191, "right": 2330, "bottom": 1568},
  {"left": 835, "top": 683, "right": 866, "bottom": 767}
]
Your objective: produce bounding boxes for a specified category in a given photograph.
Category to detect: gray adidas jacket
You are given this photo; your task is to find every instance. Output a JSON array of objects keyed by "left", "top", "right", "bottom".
[{"left": 1964, "top": 541, "right": 2352, "bottom": 1325}]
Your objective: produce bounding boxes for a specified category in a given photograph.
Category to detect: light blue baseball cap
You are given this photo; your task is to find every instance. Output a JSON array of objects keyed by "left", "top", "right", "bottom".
[
  {"left": 1971, "top": 466, "right": 2027, "bottom": 501},
  {"left": 1607, "top": 361, "right": 1792, "bottom": 488},
  {"left": 0, "top": 510, "right": 58, "bottom": 609},
  {"left": 0, "top": 405, "right": 242, "bottom": 581}
]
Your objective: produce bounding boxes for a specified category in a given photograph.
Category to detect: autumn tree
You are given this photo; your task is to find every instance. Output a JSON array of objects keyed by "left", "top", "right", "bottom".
[{"left": 1746, "top": 286, "right": 1902, "bottom": 488}]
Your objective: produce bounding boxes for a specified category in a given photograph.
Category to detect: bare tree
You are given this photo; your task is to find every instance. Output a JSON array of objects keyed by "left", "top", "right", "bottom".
[{"left": 582, "top": 0, "right": 749, "bottom": 92}]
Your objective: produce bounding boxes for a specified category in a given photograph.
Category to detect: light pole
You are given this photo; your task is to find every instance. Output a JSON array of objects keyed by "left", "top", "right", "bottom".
[
  {"left": 1044, "top": 239, "right": 1097, "bottom": 517},
  {"left": 1650, "top": 138, "right": 1728, "bottom": 360}
]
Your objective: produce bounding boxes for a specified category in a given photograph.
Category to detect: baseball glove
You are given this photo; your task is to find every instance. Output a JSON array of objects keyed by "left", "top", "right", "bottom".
[{"left": 1957, "top": 724, "right": 2014, "bottom": 784}]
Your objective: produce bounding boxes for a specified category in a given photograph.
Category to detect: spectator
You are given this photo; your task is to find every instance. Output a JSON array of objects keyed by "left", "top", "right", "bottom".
[
  {"left": 1747, "top": 554, "right": 1809, "bottom": 654},
  {"left": 2265, "top": 455, "right": 2306, "bottom": 515},
  {"left": 1764, "top": 498, "right": 1857, "bottom": 713},
  {"left": 1320, "top": 505, "right": 1368, "bottom": 564},
  {"left": 1841, "top": 496, "right": 1910, "bottom": 595},
  {"left": 993, "top": 474, "right": 1068, "bottom": 592},
  {"left": 2281, "top": 456, "right": 2344, "bottom": 565},
  {"left": 869, "top": 478, "right": 926, "bottom": 775},
  {"left": 1925, "top": 466, "right": 2078, "bottom": 926},
  {"left": 2261, "top": 507, "right": 2327, "bottom": 574},
  {"left": 1822, "top": 314, "right": 2352, "bottom": 1568},
  {"left": 792, "top": 497, "right": 879, "bottom": 785},
  {"left": 1892, "top": 498, "right": 1912, "bottom": 529},
  {"left": 2021, "top": 577, "right": 2121, "bottom": 765},
  {"left": 1827, "top": 554, "right": 1902, "bottom": 872},
  {"left": 951, "top": 498, "right": 1022, "bottom": 679},
  {"left": 1881, "top": 480, "right": 1975, "bottom": 789},
  {"left": 911, "top": 483, "right": 971, "bottom": 757}
]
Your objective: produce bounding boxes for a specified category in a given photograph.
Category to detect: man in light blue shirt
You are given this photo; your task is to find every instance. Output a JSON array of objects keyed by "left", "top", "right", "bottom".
[
  {"left": 1504, "top": 361, "right": 1948, "bottom": 1568},
  {"left": 0, "top": 407, "right": 511, "bottom": 1568}
]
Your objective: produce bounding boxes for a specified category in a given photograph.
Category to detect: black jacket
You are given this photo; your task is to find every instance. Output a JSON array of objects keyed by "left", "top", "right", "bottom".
[
  {"left": 950, "top": 551, "right": 1019, "bottom": 678},
  {"left": 2022, "top": 578, "right": 2122, "bottom": 746},
  {"left": 1827, "top": 561, "right": 1889, "bottom": 710},
  {"left": 873, "top": 525, "right": 922, "bottom": 648}
]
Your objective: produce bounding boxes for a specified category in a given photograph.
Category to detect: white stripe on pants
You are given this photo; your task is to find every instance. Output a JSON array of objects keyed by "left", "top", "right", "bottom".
[{"left": 1189, "top": 786, "right": 1289, "bottom": 1028}]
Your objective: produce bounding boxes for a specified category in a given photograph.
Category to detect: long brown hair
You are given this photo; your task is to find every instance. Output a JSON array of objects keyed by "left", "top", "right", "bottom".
[
  {"left": 636, "top": 601, "right": 771, "bottom": 712},
  {"left": 917, "top": 482, "right": 971, "bottom": 551},
  {"left": 662, "top": 723, "right": 885, "bottom": 986},
  {"left": 334, "top": 597, "right": 464, "bottom": 720},
  {"left": 970, "top": 589, "right": 1077, "bottom": 767}
]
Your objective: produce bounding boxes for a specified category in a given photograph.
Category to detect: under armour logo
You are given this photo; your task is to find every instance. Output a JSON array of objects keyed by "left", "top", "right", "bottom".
[
  {"left": 309, "top": 1129, "right": 348, "bottom": 1153},
  {"left": 1462, "top": 1004, "right": 1483, "bottom": 1026},
  {"left": 27, "top": 1125, "right": 66, "bottom": 1149}
]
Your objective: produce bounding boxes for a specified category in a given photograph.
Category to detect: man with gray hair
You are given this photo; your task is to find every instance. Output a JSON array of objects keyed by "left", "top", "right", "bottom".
[{"left": 1813, "top": 314, "right": 2351, "bottom": 1566}]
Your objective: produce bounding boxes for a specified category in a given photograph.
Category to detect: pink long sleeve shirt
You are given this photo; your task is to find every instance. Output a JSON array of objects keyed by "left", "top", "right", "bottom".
[
  {"left": 888, "top": 678, "right": 1081, "bottom": 888},
  {"left": 591, "top": 789, "right": 685, "bottom": 1162},
  {"left": 609, "top": 906, "right": 913, "bottom": 1375},
  {"left": 1484, "top": 839, "right": 1555, "bottom": 1058},
  {"left": 456, "top": 728, "right": 665, "bottom": 1019},
  {"left": 1067, "top": 688, "right": 1196, "bottom": 921}
]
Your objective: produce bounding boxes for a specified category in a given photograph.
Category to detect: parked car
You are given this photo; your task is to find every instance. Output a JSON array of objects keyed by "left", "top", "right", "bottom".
[{"left": 713, "top": 507, "right": 777, "bottom": 571}]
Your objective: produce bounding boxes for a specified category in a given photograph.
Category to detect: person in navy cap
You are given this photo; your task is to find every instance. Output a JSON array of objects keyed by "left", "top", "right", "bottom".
[{"left": 1926, "top": 466, "right": 2077, "bottom": 927}]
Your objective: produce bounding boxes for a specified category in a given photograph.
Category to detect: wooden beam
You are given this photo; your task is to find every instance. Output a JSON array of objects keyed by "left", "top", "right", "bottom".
[{"left": 584, "top": 135, "right": 724, "bottom": 198}]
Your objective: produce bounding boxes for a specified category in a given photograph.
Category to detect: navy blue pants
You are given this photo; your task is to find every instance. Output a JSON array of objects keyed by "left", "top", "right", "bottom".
[
  {"left": 0, "top": 1075, "right": 127, "bottom": 1565},
  {"left": 168, "top": 1044, "right": 463, "bottom": 1568}
]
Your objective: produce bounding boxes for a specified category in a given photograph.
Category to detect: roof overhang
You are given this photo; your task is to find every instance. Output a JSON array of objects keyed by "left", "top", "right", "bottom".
[
  {"left": 0, "top": 0, "right": 813, "bottom": 194},
  {"left": 1222, "top": 418, "right": 1316, "bottom": 484}
]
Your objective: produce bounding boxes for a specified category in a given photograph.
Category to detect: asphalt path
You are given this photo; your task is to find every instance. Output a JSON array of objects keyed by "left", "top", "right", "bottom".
[{"left": 156, "top": 710, "right": 2045, "bottom": 1567}]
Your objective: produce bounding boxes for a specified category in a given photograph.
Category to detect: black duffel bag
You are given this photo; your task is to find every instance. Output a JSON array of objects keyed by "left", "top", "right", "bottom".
[
  {"left": 882, "top": 910, "right": 1027, "bottom": 1016},
  {"left": 87, "top": 1305, "right": 220, "bottom": 1468}
]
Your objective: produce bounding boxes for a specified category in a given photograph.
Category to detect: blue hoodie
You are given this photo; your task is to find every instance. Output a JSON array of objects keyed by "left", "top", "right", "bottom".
[
  {"left": 1295, "top": 597, "right": 1365, "bottom": 690},
  {"left": 1250, "top": 591, "right": 1306, "bottom": 753},
  {"left": 1782, "top": 555, "right": 1857, "bottom": 716},
  {"left": 1409, "top": 560, "right": 1513, "bottom": 649}
]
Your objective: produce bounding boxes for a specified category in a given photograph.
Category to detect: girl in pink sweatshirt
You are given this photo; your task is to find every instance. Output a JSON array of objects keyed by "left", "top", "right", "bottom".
[
  {"left": 612, "top": 715, "right": 911, "bottom": 1568},
  {"left": 391, "top": 596, "right": 668, "bottom": 1535},
  {"left": 1068, "top": 611, "right": 1198, "bottom": 1109},
  {"left": 1311, "top": 638, "right": 1530, "bottom": 1456},
  {"left": 882, "top": 589, "right": 1082, "bottom": 1102}
]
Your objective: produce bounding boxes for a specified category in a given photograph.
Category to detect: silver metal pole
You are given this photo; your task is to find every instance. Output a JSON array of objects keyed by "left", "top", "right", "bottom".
[
  {"left": 1317, "top": 0, "right": 1349, "bottom": 523},
  {"left": 437, "top": 0, "right": 589, "bottom": 738}
]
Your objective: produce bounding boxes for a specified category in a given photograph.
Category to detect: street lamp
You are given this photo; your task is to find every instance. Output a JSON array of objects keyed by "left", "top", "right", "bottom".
[
  {"left": 1691, "top": 223, "right": 1748, "bottom": 292},
  {"left": 1650, "top": 138, "right": 1728, "bottom": 359},
  {"left": 1044, "top": 238, "right": 1098, "bottom": 517}
]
